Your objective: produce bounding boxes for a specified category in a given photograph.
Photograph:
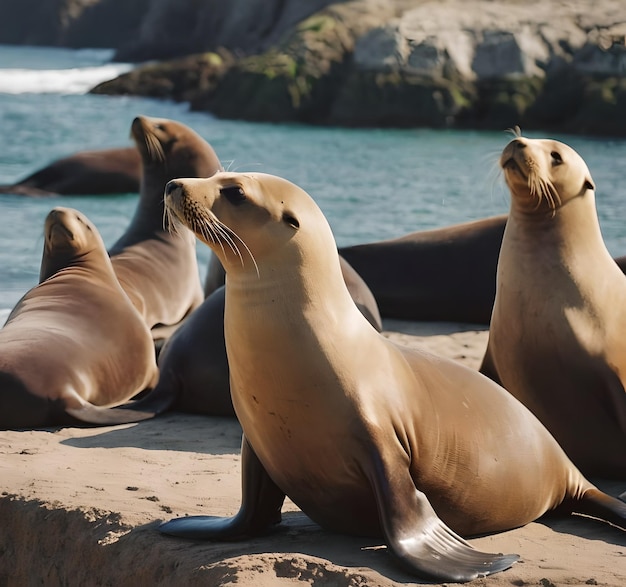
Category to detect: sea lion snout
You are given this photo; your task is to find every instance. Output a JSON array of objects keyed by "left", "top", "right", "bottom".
[
  {"left": 165, "top": 179, "right": 182, "bottom": 198},
  {"left": 500, "top": 138, "right": 528, "bottom": 172}
]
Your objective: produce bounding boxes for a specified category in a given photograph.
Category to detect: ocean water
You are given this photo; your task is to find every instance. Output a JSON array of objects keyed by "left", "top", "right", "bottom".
[{"left": 1, "top": 45, "right": 626, "bottom": 319}]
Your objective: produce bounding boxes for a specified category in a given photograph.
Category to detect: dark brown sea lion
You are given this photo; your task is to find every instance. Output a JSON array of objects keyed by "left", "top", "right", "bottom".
[
  {"left": 0, "top": 147, "right": 140, "bottom": 196},
  {"left": 339, "top": 215, "right": 507, "bottom": 324},
  {"left": 109, "top": 115, "right": 222, "bottom": 347},
  {"left": 480, "top": 136, "right": 626, "bottom": 479},
  {"left": 0, "top": 207, "right": 169, "bottom": 429},
  {"left": 155, "top": 285, "right": 232, "bottom": 417},
  {"left": 159, "top": 172, "right": 626, "bottom": 583},
  {"left": 339, "top": 218, "right": 626, "bottom": 326}
]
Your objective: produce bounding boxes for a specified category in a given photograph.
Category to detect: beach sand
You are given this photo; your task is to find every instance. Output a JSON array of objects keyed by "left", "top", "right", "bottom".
[{"left": 1, "top": 319, "right": 624, "bottom": 586}]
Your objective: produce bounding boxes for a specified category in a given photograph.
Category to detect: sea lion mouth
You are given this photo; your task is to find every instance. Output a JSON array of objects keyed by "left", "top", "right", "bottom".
[
  {"left": 502, "top": 156, "right": 526, "bottom": 179},
  {"left": 46, "top": 222, "right": 75, "bottom": 249},
  {"left": 502, "top": 155, "right": 561, "bottom": 212}
]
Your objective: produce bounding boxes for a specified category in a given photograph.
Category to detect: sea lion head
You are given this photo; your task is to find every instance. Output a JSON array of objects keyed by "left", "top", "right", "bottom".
[
  {"left": 40, "top": 207, "right": 104, "bottom": 282},
  {"left": 131, "top": 115, "right": 222, "bottom": 179},
  {"left": 500, "top": 137, "right": 595, "bottom": 214},
  {"left": 164, "top": 171, "right": 336, "bottom": 278}
]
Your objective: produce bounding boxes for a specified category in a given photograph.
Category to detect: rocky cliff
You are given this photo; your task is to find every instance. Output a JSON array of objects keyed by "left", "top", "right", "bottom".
[{"left": 0, "top": 0, "right": 347, "bottom": 59}]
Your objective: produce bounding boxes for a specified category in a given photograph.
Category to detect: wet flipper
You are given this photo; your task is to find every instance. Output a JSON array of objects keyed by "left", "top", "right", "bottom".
[
  {"left": 160, "top": 436, "right": 285, "bottom": 540},
  {"left": 64, "top": 385, "right": 176, "bottom": 425},
  {"left": 390, "top": 508, "right": 519, "bottom": 581},
  {"left": 573, "top": 487, "right": 626, "bottom": 530},
  {"left": 370, "top": 448, "right": 518, "bottom": 582}
]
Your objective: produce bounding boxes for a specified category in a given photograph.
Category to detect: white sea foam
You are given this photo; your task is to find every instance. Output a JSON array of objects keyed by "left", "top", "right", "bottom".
[{"left": 0, "top": 63, "right": 133, "bottom": 95}]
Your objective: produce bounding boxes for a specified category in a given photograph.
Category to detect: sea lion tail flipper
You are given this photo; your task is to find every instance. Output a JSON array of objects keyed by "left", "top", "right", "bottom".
[
  {"left": 64, "top": 385, "right": 177, "bottom": 425},
  {"left": 574, "top": 488, "right": 626, "bottom": 530},
  {"left": 160, "top": 436, "right": 285, "bottom": 540},
  {"left": 371, "top": 451, "right": 518, "bottom": 581}
]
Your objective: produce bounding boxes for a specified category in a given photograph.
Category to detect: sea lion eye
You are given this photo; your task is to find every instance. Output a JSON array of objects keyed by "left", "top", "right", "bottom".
[
  {"left": 220, "top": 185, "right": 247, "bottom": 206},
  {"left": 551, "top": 151, "right": 562, "bottom": 166},
  {"left": 282, "top": 212, "right": 299, "bottom": 229}
]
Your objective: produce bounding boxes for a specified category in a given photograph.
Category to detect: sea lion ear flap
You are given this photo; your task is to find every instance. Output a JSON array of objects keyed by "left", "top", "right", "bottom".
[
  {"left": 584, "top": 177, "right": 595, "bottom": 191},
  {"left": 282, "top": 211, "right": 300, "bottom": 230}
]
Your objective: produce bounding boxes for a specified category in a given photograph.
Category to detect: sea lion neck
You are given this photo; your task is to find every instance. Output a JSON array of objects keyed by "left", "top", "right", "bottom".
[
  {"left": 508, "top": 190, "right": 605, "bottom": 255},
  {"left": 226, "top": 260, "right": 353, "bottom": 311}
]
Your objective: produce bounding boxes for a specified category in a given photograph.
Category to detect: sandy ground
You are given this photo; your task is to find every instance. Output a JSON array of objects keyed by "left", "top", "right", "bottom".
[{"left": 0, "top": 319, "right": 624, "bottom": 586}]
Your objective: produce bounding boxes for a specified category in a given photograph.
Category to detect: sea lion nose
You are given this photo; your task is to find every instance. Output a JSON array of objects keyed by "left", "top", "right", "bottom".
[{"left": 165, "top": 180, "right": 182, "bottom": 198}]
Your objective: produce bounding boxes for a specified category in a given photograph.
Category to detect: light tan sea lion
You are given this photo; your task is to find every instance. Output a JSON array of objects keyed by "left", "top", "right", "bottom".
[
  {"left": 0, "top": 207, "right": 168, "bottom": 429},
  {"left": 159, "top": 172, "right": 626, "bottom": 582},
  {"left": 480, "top": 136, "right": 626, "bottom": 479},
  {"left": 0, "top": 146, "right": 140, "bottom": 196},
  {"left": 109, "top": 116, "right": 222, "bottom": 348}
]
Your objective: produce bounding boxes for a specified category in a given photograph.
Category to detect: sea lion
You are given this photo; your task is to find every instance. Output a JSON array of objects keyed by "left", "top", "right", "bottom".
[
  {"left": 159, "top": 172, "right": 626, "bottom": 582},
  {"left": 339, "top": 215, "right": 507, "bottom": 324},
  {"left": 109, "top": 115, "right": 222, "bottom": 347},
  {"left": 0, "top": 146, "right": 140, "bottom": 196},
  {"left": 480, "top": 136, "right": 626, "bottom": 479},
  {"left": 0, "top": 207, "right": 169, "bottom": 429},
  {"left": 155, "top": 285, "right": 232, "bottom": 417}
]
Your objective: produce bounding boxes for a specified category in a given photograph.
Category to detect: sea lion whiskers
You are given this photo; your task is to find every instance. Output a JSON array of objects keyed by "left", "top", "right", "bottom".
[
  {"left": 162, "top": 200, "right": 187, "bottom": 238},
  {"left": 527, "top": 167, "right": 561, "bottom": 212},
  {"left": 143, "top": 129, "right": 165, "bottom": 164},
  {"left": 506, "top": 125, "right": 523, "bottom": 138},
  {"left": 212, "top": 218, "right": 259, "bottom": 277},
  {"left": 184, "top": 201, "right": 259, "bottom": 277}
]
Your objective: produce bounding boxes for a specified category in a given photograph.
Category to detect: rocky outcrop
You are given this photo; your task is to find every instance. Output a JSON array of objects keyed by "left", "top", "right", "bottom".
[
  {"left": 192, "top": 1, "right": 396, "bottom": 123},
  {"left": 328, "top": 1, "right": 626, "bottom": 133},
  {"left": 92, "top": 0, "right": 396, "bottom": 124},
  {"left": 3, "top": 0, "right": 625, "bottom": 135},
  {"left": 91, "top": 51, "right": 235, "bottom": 103},
  {"left": 92, "top": 0, "right": 626, "bottom": 135}
]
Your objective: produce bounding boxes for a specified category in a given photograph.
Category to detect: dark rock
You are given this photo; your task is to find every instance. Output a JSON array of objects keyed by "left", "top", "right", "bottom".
[
  {"left": 193, "top": 2, "right": 395, "bottom": 124},
  {"left": 91, "top": 51, "right": 234, "bottom": 103},
  {"left": 330, "top": 71, "right": 474, "bottom": 128}
]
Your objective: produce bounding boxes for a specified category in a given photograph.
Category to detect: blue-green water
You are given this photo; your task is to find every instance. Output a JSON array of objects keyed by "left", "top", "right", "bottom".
[{"left": 1, "top": 45, "right": 626, "bottom": 316}]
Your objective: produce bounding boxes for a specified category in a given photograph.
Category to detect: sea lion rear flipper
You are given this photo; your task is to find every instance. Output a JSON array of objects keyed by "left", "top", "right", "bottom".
[
  {"left": 572, "top": 487, "right": 626, "bottom": 530},
  {"left": 64, "top": 385, "right": 177, "bottom": 425},
  {"left": 370, "top": 450, "right": 518, "bottom": 581},
  {"left": 160, "top": 436, "right": 285, "bottom": 539}
]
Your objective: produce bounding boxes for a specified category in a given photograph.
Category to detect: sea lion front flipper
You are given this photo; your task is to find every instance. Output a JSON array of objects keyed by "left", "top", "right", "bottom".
[
  {"left": 370, "top": 450, "right": 518, "bottom": 582},
  {"left": 160, "top": 436, "right": 285, "bottom": 540}
]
